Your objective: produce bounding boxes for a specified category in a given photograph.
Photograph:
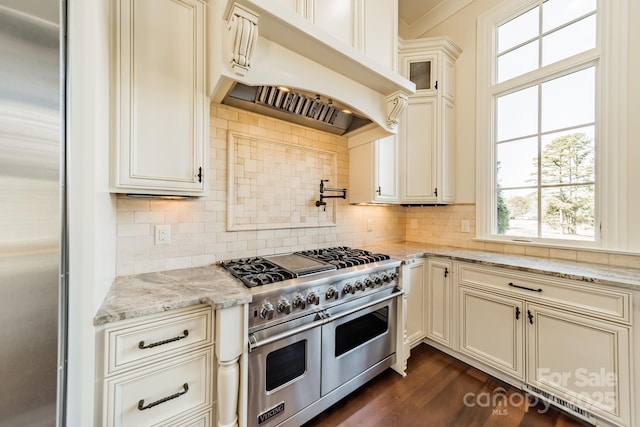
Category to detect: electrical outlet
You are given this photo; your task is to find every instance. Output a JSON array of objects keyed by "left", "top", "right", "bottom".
[
  {"left": 461, "top": 220, "right": 470, "bottom": 233},
  {"left": 155, "top": 225, "right": 171, "bottom": 245}
]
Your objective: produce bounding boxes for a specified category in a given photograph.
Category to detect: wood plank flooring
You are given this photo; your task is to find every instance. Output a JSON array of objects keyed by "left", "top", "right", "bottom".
[{"left": 303, "top": 344, "right": 591, "bottom": 427}]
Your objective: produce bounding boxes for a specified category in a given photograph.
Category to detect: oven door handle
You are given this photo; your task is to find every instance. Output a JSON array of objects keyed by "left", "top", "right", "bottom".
[
  {"left": 327, "top": 290, "right": 404, "bottom": 322},
  {"left": 248, "top": 316, "right": 327, "bottom": 351}
]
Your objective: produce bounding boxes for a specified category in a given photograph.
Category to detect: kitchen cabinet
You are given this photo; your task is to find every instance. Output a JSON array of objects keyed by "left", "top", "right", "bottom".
[
  {"left": 398, "top": 37, "right": 460, "bottom": 204},
  {"left": 277, "top": 0, "right": 397, "bottom": 70},
  {"left": 96, "top": 305, "right": 214, "bottom": 427},
  {"left": 349, "top": 135, "right": 398, "bottom": 204},
  {"left": 402, "top": 258, "right": 426, "bottom": 348},
  {"left": 111, "top": 0, "right": 207, "bottom": 196},
  {"left": 425, "top": 258, "right": 452, "bottom": 348},
  {"left": 456, "top": 263, "right": 633, "bottom": 427}
]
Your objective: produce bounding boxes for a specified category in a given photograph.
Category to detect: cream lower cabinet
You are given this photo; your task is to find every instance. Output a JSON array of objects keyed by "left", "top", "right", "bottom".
[
  {"left": 403, "top": 258, "right": 426, "bottom": 348},
  {"left": 458, "top": 286, "right": 524, "bottom": 380},
  {"left": 97, "top": 305, "right": 215, "bottom": 427},
  {"left": 526, "top": 303, "right": 631, "bottom": 427},
  {"left": 456, "top": 263, "right": 633, "bottom": 427},
  {"left": 425, "top": 258, "right": 452, "bottom": 347}
]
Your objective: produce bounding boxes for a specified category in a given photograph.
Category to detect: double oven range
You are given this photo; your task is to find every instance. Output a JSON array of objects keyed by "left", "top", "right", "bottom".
[{"left": 220, "top": 247, "right": 403, "bottom": 427}]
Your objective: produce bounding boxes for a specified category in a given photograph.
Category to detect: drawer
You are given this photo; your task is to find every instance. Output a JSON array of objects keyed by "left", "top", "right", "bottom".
[
  {"left": 106, "top": 306, "right": 213, "bottom": 375},
  {"left": 457, "top": 263, "right": 631, "bottom": 324},
  {"left": 159, "top": 408, "right": 212, "bottom": 427},
  {"left": 105, "top": 348, "right": 212, "bottom": 427}
]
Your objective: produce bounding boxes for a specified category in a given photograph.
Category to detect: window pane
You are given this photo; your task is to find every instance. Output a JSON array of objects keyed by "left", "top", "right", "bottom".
[
  {"left": 496, "top": 188, "right": 538, "bottom": 237},
  {"left": 542, "top": 15, "right": 596, "bottom": 66},
  {"left": 541, "top": 67, "right": 595, "bottom": 132},
  {"left": 497, "top": 40, "right": 539, "bottom": 83},
  {"left": 541, "top": 185, "right": 595, "bottom": 240},
  {"left": 543, "top": 0, "right": 596, "bottom": 32},
  {"left": 541, "top": 126, "right": 595, "bottom": 185},
  {"left": 497, "top": 137, "right": 538, "bottom": 188},
  {"left": 409, "top": 61, "right": 431, "bottom": 90},
  {"left": 498, "top": 6, "right": 539, "bottom": 53},
  {"left": 496, "top": 86, "right": 538, "bottom": 141}
]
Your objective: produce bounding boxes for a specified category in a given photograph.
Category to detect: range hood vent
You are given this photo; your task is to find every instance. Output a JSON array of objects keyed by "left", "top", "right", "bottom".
[{"left": 222, "top": 83, "right": 371, "bottom": 135}]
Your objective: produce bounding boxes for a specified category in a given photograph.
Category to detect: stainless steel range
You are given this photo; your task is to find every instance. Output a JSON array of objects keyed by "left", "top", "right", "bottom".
[{"left": 220, "top": 247, "right": 403, "bottom": 427}]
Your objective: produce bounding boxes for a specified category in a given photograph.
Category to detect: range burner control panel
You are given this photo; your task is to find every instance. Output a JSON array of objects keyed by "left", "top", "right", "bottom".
[{"left": 248, "top": 266, "right": 399, "bottom": 330}]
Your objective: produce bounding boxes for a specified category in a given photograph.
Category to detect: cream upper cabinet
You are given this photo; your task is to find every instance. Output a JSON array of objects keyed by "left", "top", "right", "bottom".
[
  {"left": 398, "top": 38, "right": 460, "bottom": 204},
  {"left": 349, "top": 135, "right": 398, "bottom": 204},
  {"left": 273, "top": 0, "right": 397, "bottom": 70},
  {"left": 111, "top": 0, "right": 207, "bottom": 196}
]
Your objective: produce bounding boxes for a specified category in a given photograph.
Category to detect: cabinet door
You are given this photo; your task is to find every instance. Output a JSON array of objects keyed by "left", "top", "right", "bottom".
[
  {"left": 374, "top": 135, "right": 398, "bottom": 202},
  {"left": 525, "top": 304, "right": 631, "bottom": 427},
  {"left": 310, "top": 0, "right": 356, "bottom": 47},
  {"left": 425, "top": 259, "right": 451, "bottom": 347},
  {"left": 401, "top": 96, "right": 437, "bottom": 203},
  {"left": 458, "top": 287, "right": 524, "bottom": 380},
  {"left": 113, "top": 0, "right": 206, "bottom": 195},
  {"left": 403, "top": 259, "right": 426, "bottom": 348},
  {"left": 362, "top": 0, "right": 396, "bottom": 69},
  {"left": 439, "top": 97, "right": 455, "bottom": 203}
]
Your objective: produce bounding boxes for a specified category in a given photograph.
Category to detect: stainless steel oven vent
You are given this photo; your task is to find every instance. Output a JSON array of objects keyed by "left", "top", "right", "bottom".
[{"left": 222, "top": 83, "right": 371, "bottom": 135}]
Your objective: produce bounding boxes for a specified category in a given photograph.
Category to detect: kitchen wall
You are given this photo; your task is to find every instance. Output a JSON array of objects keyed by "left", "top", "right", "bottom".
[
  {"left": 403, "top": 0, "right": 640, "bottom": 259},
  {"left": 115, "top": 104, "right": 405, "bottom": 276}
]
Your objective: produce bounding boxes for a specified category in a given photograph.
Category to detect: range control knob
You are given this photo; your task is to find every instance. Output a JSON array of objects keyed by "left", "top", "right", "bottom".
[
  {"left": 355, "top": 280, "right": 365, "bottom": 291},
  {"left": 277, "top": 299, "right": 292, "bottom": 314},
  {"left": 259, "top": 302, "right": 275, "bottom": 320},
  {"left": 306, "top": 291, "right": 320, "bottom": 306},
  {"left": 373, "top": 275, "right": 383, "bottom": 285},
  {"left": 388, "top": 272, "right": 398, "bottom": 281},
  {"left": 364, "top": 278, "right": 374, "bottom": 288},
  {"left": 292, "top": 294, "right": 306, "bottom": 310},
  {"left": 342, "top": 283, "right": 355, "bottom": 295},
  {"left": 325, "top": 286, "right": 338, "bottom": 300}
]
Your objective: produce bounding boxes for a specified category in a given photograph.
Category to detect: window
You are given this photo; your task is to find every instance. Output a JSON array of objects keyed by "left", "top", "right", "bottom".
[{"left": 476, "top": 0, "right": 628, "bottom": 248}]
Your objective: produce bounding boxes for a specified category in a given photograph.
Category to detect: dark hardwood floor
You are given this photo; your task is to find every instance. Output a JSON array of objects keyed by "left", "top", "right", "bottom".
[{"left": 303, "top": 344, "right": 591, "bottom": 427}]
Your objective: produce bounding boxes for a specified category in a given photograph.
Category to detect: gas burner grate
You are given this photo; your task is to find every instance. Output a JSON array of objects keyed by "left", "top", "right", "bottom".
[
  {"left": 220, "top": 258, "right": 296, "bottom": 288},
  {"left": 296, "top": 247, "right": 390, "bottom": 269}
]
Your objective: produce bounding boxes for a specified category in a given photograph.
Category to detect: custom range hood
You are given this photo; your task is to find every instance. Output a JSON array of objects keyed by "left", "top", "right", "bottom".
[{"left": 209, "top": 1, "right": 415, "bottom": 139}]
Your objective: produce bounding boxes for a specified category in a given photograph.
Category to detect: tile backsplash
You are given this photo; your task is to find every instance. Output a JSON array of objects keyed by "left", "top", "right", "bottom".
[{"left": 115, "top": 104, "right": 405, "bottom": 275}]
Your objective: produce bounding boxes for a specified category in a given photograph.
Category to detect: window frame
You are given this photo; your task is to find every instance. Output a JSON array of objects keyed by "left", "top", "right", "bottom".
[{"left": 476, "top": 0, "right": 628, "bottom": 250}]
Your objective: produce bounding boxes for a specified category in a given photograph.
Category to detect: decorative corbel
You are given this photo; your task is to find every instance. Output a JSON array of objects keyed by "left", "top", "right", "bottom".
[
  {"left": 386, "top": 91, "right": 409, "bottom": 129},
  {"left": 227, "top": 4, "right": 259, "bottom": 76}
]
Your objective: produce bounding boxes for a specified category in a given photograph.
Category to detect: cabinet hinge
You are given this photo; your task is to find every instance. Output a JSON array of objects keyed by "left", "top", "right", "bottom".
[
  {"left": 527, "top": 309, "right": 534, "bottom": 325},
  {"left": 444, "top": 267, "right": 448, "bottom": 278},
  {"left": 197, "top": 167, "right": 203, "bottom": 183},
  {"left": 434, "top": 187, "right": 438, "bottom": 197},
  {"left": 515, "top": 306, "right": 521, "bottom": 320},
  {"left": 435, "top": 80, "right": 438, "bottom": 90}
]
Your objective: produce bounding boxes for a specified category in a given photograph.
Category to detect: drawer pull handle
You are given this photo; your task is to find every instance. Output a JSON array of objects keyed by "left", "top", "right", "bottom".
[
  {"left": 138, "top": 383, "right": 189, "bottom": 411},
  {"left": 508, "top": 283, "right": 542, "bottom": 293},
  {"left": 139, "top": 329, "right": 189, "bottom": 349}
]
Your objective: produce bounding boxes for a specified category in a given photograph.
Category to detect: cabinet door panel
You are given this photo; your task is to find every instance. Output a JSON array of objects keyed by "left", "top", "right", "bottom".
[
  {"left": 459, "top": 287, "right": 524, "bottom": 379},
  {"left": 425, "top": 259, "right": 451, "bottom": 347},
  {"left": 440, "top": 97, "right": 455, "bottom": 203},
  {"left": 311, "top": 0, "right": 356, "bottom": 47},
  {"left": 115, "top": 0, "right": 205, "bottom": 194},
  {"left": 402, "top": 96, "right": 437, "bottom": 202},
  {"left": 363, "top": 0, "right": 395, "bottom": 69},
  {"left": 526, "top": 304, "right": 631, "bottom": 426},
  {"left": 375, "top": 135, "right": 398, "bottom": 202},
  {"left": 404, "top": 260, "right": 426, "bottom": 347}
]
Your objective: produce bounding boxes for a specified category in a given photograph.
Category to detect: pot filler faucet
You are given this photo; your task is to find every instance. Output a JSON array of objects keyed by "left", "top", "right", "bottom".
[{"left": 315, "top": 179, "right": 347, "bottom": 211}]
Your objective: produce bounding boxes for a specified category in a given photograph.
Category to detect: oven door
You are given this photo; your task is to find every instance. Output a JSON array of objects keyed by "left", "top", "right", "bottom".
[
  {"left": 321, "top": 290, "right": 399, "bottom": 395},
  {"left": 247, "top": 313, "right": 322, "bottom": 427}
]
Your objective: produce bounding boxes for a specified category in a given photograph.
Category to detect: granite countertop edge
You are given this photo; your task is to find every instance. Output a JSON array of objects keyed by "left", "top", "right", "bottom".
[
  {"left": 363, "top": 241, "right": 640, "bottom": 291},
  {"left": 94, "top": 265, "right": 252, "bottom": 326}
]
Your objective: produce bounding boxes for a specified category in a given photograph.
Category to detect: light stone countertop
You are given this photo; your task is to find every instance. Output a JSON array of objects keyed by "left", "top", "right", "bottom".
[
  {"left": 364, "top": 241, "right": 640, "bottom": 291},
  {"left": 94, "top": 265, "right": 251, "bottom": 326},
  {"left": 95, "top": 242, "right": 640, "bottom": 326}
]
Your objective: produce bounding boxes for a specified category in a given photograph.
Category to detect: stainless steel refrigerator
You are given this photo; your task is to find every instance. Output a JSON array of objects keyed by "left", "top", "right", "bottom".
[{"left": 0, "top": 0, "right": 67, "bottom": 425}]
